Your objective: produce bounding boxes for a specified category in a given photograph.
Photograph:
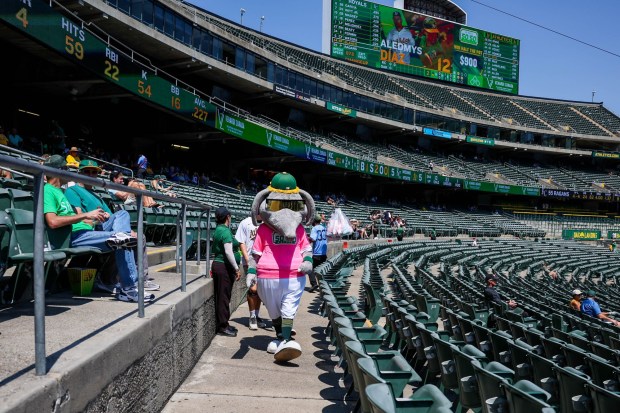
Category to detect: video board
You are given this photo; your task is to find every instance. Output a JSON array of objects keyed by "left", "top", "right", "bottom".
[{"left": 330, "top": 0, "right": 519, "bottom": 94}]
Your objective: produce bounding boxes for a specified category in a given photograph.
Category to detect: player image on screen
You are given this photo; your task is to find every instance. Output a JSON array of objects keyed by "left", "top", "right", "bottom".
[{"left": 382, "top": 11, "right": 419, "bottom": 65}]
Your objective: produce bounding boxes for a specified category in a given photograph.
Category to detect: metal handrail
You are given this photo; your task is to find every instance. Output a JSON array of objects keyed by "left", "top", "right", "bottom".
[
  {"left": 84, "top": 154, "right": 134, "bottom": 178},
  {"left": 0, "top": 153, "right": 213, "bottom": 376}
]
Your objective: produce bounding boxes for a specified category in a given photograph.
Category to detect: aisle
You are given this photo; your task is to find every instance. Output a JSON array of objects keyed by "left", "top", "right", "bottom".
[{"left": 161, "top": 271, "right": 363, "bottom": 413}]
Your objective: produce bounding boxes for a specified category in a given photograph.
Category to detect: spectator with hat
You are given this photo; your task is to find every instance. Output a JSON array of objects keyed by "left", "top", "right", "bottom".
[
  {"left": 211, "top": 206, "right": 241, "bottom": 337},
  {"left": 580, "top": 290, "right": 620, "bottom": 326},
  {"left": 42, "top": 155, "right": 154, "bottom": 303},
  {"left": 65, "top": 147, "right": 81, "bottom": 168},
  {"left": 64, "top": 159, "right": 159, "bottom": 292},
  {"left": 569, "top": 289, "right": 582, "bottom": 311},
  {"left": 0, "top": 126, "right": 8, "bottom": 146},
  {"left": 483, "top": 273, "right": 517, "bottom": 309}
]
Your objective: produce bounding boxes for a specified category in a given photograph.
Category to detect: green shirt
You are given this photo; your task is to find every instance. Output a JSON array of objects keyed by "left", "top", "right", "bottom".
[
  {"left": 212, "top": 224, "right": 240, "bottom": 264},
  {"left": 396, "top": 227, "right": 404, "bottom": 236},
  {"left": 43, "top": 183, "right": 92, "bottom": 232},
  {"left": 64, "top": 185, "right": 112, "bottom": 214}
]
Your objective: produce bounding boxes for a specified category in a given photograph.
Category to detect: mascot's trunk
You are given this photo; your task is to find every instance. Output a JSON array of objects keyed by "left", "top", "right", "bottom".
[{"left": 262, "top": 209, "right": 301, "bottom": 239}]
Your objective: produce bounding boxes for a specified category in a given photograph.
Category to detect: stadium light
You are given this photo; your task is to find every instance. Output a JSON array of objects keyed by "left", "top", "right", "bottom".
[
  {"left": 240, "top": 8, "right": 245, "bottom": 25},
  {"left": 592, "top": 91, "right": 596, "bottom": 102},
  {"left": 260, "top": 16, "right": 265, "bottom": 32}
]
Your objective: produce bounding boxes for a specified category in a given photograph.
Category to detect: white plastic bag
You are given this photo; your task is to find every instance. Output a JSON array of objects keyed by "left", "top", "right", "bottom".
[{"left": 327, "top": 208, "right": 353, "bottom": 236}]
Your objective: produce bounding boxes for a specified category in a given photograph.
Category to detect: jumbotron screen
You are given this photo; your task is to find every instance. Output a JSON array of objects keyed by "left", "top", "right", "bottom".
[{"left": 330, "top": 0, "right": 519, "bottom": 94}]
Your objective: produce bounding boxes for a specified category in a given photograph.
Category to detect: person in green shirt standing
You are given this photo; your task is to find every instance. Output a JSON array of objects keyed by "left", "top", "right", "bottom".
[
  {"left": 211, "top": 206, "right": 241, "bottom": 337},
  {"left": 42, "top": 155, "right": 153, "bottom": 303}
]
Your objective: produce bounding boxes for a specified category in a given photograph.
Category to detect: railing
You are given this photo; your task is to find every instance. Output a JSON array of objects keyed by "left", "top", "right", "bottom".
[{"left": 0, "top": 153, "right": 213, "bottom": 376}]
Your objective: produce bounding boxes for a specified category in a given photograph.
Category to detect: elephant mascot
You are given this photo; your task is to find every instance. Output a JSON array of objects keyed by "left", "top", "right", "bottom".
[{"left": 246, "top": 172, "right": 315, "bottom": 362}]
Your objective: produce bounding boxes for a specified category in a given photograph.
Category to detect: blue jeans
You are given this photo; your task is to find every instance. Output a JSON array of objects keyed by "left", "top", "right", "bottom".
[
  {"left": 101, "top": 210, "right": 131, "bottom": 233},
  {"left": 71, "top": 229, "right": 137, "bottom": 289},
  {"left": 101, "top": 210, "right": 148, "bottom": 278}
]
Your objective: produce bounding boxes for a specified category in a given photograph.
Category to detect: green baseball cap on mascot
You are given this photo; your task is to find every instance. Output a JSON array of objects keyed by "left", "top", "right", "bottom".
[{"left": 265, "top": 172, "right": 305, "bottom": 211}]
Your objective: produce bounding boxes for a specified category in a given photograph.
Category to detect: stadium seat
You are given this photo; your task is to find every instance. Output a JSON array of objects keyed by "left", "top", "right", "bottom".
[
  {"left": 3, "top": 209, "right": 66, "bottom": 304},
  {"left": 365, "top": 382, "right": 453, "bottom": 413}
]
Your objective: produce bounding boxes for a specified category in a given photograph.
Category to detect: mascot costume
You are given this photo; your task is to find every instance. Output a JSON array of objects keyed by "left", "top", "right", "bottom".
[{"left": 246, "top": 172, "right": 315, "bottom": 362}]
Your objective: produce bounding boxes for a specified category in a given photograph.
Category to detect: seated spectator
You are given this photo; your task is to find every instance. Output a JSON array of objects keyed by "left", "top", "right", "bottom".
[
  {"left": 8, "top": 127, "right": 23, "bottom": 148},
  {"left": 0, "top": 126, "right": 8, "bottom": 145},
  {"left": 569, "top": 289, "right": 582, "bottom": 311},
  {"left": 0, "top": 168, "right": 12, "bottom": 179},
  {"left": 109, "top": 172, "right": 160, "bottom": 208},
  {"left": 64, "top": 160, "right": 158, "bottom": 292},
  {"left": 65, "top": 147, "right": 81, "bottom": 168},
  {"left": 151, "top": 175, "right": 177, "bottom": 197},
  {"left": 580, "top": 290, "right": 620, "bottom": 326},
  {"left": 42, "top": 155, "right": 154, "bottom": 302},
  {"left": 548, "top": 269, "right": 560, "bottom": 282},
  {"left": 483, "top": 273, "right": 528, "bottom": 325}
]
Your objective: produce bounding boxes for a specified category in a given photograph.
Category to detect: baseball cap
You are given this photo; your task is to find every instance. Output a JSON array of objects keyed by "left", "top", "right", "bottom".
[
  {"left": 215, "top": 206, "right": 231, "bottom": 221},
  {"left": 69, "top": 146, "right": 79, "bottom": 152},
  {"left": 79, "top": 159, "right": 102, "bottom": 172},
  {"left": 485, "top": 274, "right": 498, "bottom": 283},
  {"left": 43, "top": 154, "right": 67, "bottom": 169},
  {"left": 393, "top": 11, "right": 400, "bottom": 17},
  {"left": 572, "top": 289, "right": 582, "bottom": 296},
  {"left": 586, "top": 290, "right": 596, "bottom": 297},
  {"left": 314, "top": 214, "right": 323, "bottom": 223}
]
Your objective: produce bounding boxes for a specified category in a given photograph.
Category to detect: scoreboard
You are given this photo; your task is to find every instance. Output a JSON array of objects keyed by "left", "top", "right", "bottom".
[
  {"left": 1, "top": 0, "right": 217, "bottom": 126},
  {"left": 330, "top": 0, "right": 520, "bottom": 94}
]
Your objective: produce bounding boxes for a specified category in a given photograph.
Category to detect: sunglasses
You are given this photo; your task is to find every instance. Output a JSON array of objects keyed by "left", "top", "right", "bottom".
[
  {"left": 265, "top": 199, "right": 305, "bottom": 212},
  {"left": 81, "top": 169, "right": 100, "bottom": 176}
]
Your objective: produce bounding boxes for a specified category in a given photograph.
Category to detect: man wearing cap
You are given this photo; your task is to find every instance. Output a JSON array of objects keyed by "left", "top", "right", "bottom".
[
  {"left": 580, "top": 290, "right": 620, "bottom": 326},
  {"left": 42, "top": 155, "right": 154, "bottom": 303},
  {"left": 569, "top": 289, "right": 582, "bottom": 311},
  {"left": 65, "top": 147, "right": 81, "bottom": 168},
  {"left": 212, "top": 206, "right": 241, "bottom": 337},
  {"left": 386, "top": 11, "right": 415, "bottom": 65},
  {"left": 65, "top": 159, "right": 158, "bottom": 292},
  {"left": 0, "top": 126, "right": 8, "bottom": 146},
  {"left": 483, "top": 273, "right": 520, "bottom": 326},
  {"left": 308, "top": 213, "right": 327, "bottom": 292}
]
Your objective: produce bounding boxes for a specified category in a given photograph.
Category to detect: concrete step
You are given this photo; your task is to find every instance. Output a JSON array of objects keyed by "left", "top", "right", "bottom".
[{"left": 147, "top": 246, "right": 176, "bottom": 266}]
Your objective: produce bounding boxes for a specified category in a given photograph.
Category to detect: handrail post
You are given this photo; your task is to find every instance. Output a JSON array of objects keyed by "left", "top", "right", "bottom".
[
  {"left": 196, "top": 212, "right": 203, "bottom": 265},
  {"left": 136, "top": 194, "right": 145, "bottom": 318},
  {"left": 205, "top": 211, "right": 211, "bottom": 277},
  {"left": 175, "top": 210, "right": 182, "bottom": 272},
  {"left": 33, "top": 172, "right": 46, "bottom": 375},
  {"left": 181, "top": 204, "right": 187, "bottom": 292}
]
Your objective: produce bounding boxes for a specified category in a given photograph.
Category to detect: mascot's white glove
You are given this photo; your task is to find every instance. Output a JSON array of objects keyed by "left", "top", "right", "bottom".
[
  {"left": 246, "top": 271, "right": 257, "bottom": 288},
  {"left": 298, "top": 254, "right": 313, "bottom": 275}
]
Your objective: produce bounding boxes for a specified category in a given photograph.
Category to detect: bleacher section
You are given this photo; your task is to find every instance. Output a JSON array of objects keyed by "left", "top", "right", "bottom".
[
  {"left": 172, "top": 0, "right": 620, "bottom": 139},
  {"left": 318, "top": 239, "right": 620, "bottom": 413}
]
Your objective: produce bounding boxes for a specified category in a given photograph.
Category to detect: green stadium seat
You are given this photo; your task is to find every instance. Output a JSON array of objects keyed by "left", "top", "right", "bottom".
[
  {"left": 365, "top": 382, "right": 453, "bottom": 413},
  {"left": 3, "top": 209, "right": 66, "bottom": 304}
]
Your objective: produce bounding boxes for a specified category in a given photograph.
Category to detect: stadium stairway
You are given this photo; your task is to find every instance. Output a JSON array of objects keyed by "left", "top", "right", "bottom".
[{"left": 0, "top": 244, "right": 249, "bottom": 413}]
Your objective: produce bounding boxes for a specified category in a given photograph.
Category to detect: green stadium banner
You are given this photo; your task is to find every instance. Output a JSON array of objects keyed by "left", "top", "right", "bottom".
[
  {"left": 562, "top": 229, "right": 601, "bottom": 240},
  {"left": 466, "top": 136, "right": 495, "bottom": 146},
  {"left": 608, "top": 231, "right": 620, "bottom": 240},
  {"left": 0, "top": 0, "right": 217, "bottom": 127},
  {"left": 215, "top": 113, "right": 540, "bottom": 196},
  {"left": 326, "top": 102, "right": 357, "bottom": 118},
  {"left": 592, "top": 151, "right": 620, "bottom": 159}
]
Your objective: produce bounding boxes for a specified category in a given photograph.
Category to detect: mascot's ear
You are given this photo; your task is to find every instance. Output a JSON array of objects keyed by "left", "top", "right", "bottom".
[
  {"left": 251, "top": 188, "right": 270, "bottom": 226},
  {"left": 299, "top": 189, "right": 315, "bottom": 226}
]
